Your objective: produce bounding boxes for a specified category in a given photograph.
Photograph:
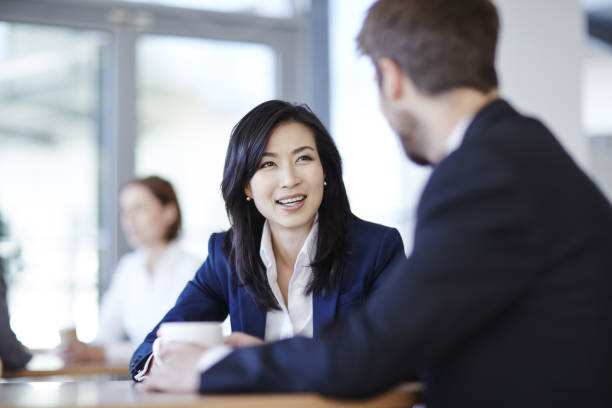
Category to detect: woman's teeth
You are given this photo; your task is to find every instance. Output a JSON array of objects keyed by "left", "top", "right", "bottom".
[{"left": 277, "top": 195, "right": 305, "bottom": 204}]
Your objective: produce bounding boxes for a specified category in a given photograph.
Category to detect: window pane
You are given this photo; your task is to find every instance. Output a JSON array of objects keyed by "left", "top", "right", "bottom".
[
  {"left": 136, "top": 35, "right": 276, "bottom": 255},
  {"left": 0, "top": 23, "right": 105, "bottom": 348}
]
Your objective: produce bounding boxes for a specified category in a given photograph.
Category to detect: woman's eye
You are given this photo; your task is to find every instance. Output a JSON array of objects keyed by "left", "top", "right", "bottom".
[
  {"left": 260, "top": 161, "right": 275, "bottom": 169},
  {"left": 296, "top": 155, "right": 313, "bottom": 162}
]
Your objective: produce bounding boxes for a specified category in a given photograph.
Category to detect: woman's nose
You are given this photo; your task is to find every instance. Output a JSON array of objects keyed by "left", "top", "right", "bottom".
[{"left": 279, "top": 165, "right": 300, "bottom": 189}]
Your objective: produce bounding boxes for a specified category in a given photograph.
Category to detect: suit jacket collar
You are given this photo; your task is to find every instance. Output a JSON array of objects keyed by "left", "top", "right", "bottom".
[
  {"left": 462, "top": 98, "right": 515, "bottom": 145},
  {"left": 312, "top": 267, "right": 342, "bottom": 336},
  {"left": 237, "top": 287, "right": 267, "bottom": 340}
]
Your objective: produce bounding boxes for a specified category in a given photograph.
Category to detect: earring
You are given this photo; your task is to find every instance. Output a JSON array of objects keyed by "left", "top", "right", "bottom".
[
  {"left": 246, "top": 196, "right": 251, "bottom": 201},
  {"left": 323, "top": 181, "right": 327, "bottom": 186}
]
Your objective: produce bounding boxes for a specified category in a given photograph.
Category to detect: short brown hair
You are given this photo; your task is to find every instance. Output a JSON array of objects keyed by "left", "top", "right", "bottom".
[
  {"left": 357, "top": 0, "right": 499, "bottom": 94},
  {"left": 124, "top": 176, "right": 182, "bottom": 242}
]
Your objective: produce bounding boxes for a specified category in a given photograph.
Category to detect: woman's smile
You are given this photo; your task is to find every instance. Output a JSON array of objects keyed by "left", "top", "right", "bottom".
[{"left": 276, "top": 194, "right": 307, "bottom": 211}]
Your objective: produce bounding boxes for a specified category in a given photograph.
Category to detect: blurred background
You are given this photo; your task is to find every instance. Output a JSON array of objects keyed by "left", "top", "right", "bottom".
[{"left": 0, "top": 0, "right": 610, "bottom": 349}]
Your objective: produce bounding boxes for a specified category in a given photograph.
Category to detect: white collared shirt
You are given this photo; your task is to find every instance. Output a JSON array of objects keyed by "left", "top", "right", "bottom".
[
  {"left": 445, "top": 115, "right": 474, "bottom": 157},
  {"left": 259, "top": 218, "right": 317, "bottom": 341},
  {"left": 95, "top": 241, "right": 200, "bottom": 362}
]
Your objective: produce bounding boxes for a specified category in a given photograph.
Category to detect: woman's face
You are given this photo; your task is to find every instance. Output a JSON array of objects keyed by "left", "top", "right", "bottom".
[
  {"left": 119, "top": 184, "right": 175, "bottom": 249},
  {"left": 245, "top": 121, "right": 325, "bottom": 237}
]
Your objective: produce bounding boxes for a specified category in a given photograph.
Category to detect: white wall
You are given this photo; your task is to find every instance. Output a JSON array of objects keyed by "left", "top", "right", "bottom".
[
  {"left": 494, "top": 0, "right": 589, "bottom": 170},
  {"left": 583, "top": 38, "right": 612, "bottom": 199},
  {"left": 583, "top": 39, "right": 612, "bottom": 136}
]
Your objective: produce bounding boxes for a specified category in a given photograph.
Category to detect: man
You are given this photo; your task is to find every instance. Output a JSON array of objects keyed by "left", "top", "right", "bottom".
[
  {"left": 0, "top": 259, "right": 32, "bottom": 371},
  {"left": 136, "top": 0, "right": 612, "bottom": 406}
]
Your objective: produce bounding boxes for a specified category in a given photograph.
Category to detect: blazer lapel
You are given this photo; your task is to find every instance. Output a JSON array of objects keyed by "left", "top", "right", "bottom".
[
  {"left": 237, "top": 287, "right": 266, "bottom": 340},
  {"left": 313, "top": 267, "right": 342, "bottom": 337}
]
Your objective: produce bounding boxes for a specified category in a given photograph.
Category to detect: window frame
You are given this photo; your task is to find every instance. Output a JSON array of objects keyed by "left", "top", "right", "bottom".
[{"left": 0, "top": 0, "right": 328, "bottom": 294}]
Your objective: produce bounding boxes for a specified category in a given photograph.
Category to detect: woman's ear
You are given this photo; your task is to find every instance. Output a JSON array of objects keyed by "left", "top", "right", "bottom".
[
  {"left": 244, "top": 185, "right": 252, "bottom": 201},
  {"left": 162, "top": 204, "right": 178, "bottom": 227}
]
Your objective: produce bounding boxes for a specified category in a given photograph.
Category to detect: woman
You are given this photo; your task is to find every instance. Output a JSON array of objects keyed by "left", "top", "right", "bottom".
[
  {"left": 130, "top": 100, "right": 405, "bottom": 376},
  {"left": 59, "top": 176, "right": 200, "bottom": 363}
]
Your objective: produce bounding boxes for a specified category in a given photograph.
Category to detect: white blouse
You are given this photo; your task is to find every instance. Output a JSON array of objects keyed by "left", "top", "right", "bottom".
[
  {"left": 260, "top": 219, "right": 317, "bottom": 341},
  {"left": 95, "top": 241, "right": 200, "bottom": 362}
]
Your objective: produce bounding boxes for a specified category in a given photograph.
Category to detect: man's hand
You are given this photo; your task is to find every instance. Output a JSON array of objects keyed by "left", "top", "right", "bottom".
[{"left": 142, "top": 342, "right": 206, "bottom": 393}]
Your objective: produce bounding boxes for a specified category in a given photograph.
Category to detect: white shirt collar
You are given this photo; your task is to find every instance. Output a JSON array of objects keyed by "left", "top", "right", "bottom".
[
  {"left": 135, "top": 240, "right": 180, "bottom": 277},
  {"left": 259, "top": 215, "right": 319, "bottom": 272},
  {"left": 444, "top": 115, "right": 474, "bottom": 157}
]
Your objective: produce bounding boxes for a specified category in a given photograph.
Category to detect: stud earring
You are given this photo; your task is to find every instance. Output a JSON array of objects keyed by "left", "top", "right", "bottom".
[
  {"left": 246, "top": 196, "right": 251, "bottom": 201},
  {"left": 323, "top": 181, "right": 327, "bottom": 186}
]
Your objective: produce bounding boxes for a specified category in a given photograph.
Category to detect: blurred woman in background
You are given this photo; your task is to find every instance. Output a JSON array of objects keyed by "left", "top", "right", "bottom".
[{"left": 59, "top": 176, "right": 200, "bottom": 363}]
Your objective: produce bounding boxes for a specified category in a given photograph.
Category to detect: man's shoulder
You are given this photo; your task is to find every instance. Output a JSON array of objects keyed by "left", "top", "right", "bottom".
[{"left": 462, "top": 99, "right": 556, "bottom": 155}]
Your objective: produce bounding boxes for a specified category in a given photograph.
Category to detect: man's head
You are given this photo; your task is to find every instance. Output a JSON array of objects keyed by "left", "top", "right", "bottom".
[
  {"left": 357, "top": 0, "right": 499, "bottom": 94},
  {"left": 357, "top": 0, "right": 500, "bottom": 164}
]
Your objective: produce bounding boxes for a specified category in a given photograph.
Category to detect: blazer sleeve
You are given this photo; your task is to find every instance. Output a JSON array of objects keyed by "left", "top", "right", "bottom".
[
  {"left": 129, "top": 233, "right": 229, "bottom": 377},
  {"left": 198, "top": 148, "right": 539, "bottom": 397}
]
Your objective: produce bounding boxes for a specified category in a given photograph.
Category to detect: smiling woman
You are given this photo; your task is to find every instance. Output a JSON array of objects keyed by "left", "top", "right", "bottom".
[
  {"left": 246, "top": 122, "right": 326, "bottom": 235},
  {"left": 129, "top": 100, "right": 407, "bottom": 380},
  {"left": 224, "top": 101, "right": 351, "bottom": 310}
]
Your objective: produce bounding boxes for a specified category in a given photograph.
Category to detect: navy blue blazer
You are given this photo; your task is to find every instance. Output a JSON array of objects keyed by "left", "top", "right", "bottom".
[
  {"left": 195, "top": 100, "right": 612, "bottom": 407},
  {"left": 130, "top": 217, "right": 405, "bottom": 375}
]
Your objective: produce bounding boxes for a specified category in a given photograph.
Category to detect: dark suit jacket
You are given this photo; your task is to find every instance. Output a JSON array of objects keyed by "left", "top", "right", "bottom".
[
  {"left": 0, "top": 260, "right": 32, "bottom": 371},
  {"left": 195, "top": 100, "right": 612, "bottom": 408},
  {"left": 129, "top": 217, "right": 405, "bottom": 375}
]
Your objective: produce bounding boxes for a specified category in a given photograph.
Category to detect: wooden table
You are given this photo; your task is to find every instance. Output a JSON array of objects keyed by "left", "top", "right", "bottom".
[
  {"left": 1, "top": 352, "right": 130, "bottom": 379},
  {"left": 0, "top": 380, "right": 423, "bottom": 407}
]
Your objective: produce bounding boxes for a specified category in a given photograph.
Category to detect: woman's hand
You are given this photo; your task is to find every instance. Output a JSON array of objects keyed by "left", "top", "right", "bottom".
[
  {"left": 57, "top": 341, "right": 105, "bottom": 363},
  {"left": 223, "top": 332, "right": 264, "bottom": 348},
  {"left": 142, "top": 342, "right": 205, "bottom": 393}
]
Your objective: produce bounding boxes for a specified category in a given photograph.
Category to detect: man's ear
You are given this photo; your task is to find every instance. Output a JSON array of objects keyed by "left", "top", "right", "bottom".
[{"left": 377, "top": 57, "right": 404, "bottom": 101}]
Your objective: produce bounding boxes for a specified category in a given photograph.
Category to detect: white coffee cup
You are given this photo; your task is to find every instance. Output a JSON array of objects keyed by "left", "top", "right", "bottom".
[
  {"left": 157, "top": 321, "right": 223, "bottom": 347},
  {"left": 59, "top": 327, "right": 78, "bottom": 345}
]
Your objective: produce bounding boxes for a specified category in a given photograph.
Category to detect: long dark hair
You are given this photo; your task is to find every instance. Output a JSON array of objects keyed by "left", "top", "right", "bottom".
[{"left": 221, "top": 100, "right": 351, "bottom": 310}]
